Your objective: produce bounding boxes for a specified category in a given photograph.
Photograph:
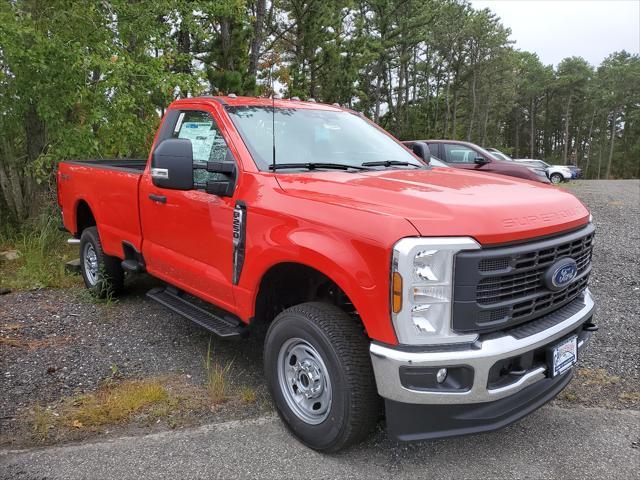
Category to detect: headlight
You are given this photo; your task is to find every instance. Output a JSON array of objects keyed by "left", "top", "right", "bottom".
[{"left": 391, "top": 237, "right": 480, "bottom": 345}]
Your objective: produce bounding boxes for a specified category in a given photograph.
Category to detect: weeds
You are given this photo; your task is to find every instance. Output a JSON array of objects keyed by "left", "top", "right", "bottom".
[
  {"left": 64, "top": 380, "right": 169, "bottom": 428},
  {"left": 0, "top": 214, "right": 79, "bottom": 290},
  {"left": 577, "top": 368, "right": 620, "bottom": 386},
  {"left": 32, "top": 405, "right": 55, "bottom": 441},
  {"left": 204, "top": 342, "right": 234, "bottom": 404},
  {"left": 0, "top": 335, "right": 69, "bottom": 350},
  {"left": 239, "top": 387, "right": 257, "bottom": 404}
]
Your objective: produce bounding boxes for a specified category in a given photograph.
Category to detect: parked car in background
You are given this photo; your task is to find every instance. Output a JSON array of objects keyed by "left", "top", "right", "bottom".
[
  {"left": 566, "top": 165, "right": 583, "bottom": 179},
  {"left": 486, "top": 147, "right": 513, "bottom": 162},
  {"left": 404, "top": 140, "right": 550, "bottom": 183},
  {"left": 514, "top": 159, "right": 573, "bottom": 184},
  {"left": 402, "top": 141, "right": 449, "bottom": 168}
]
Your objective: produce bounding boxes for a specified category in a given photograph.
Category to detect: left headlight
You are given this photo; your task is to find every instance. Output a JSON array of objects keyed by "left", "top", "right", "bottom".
[{"left": 391, "top": 237, "right": 481, "bottom": 345}]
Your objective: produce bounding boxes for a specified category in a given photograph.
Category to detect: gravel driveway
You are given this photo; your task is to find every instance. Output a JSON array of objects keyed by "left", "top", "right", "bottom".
[{"left": 1, "top": 180, "right": 639, "bottom": 453}]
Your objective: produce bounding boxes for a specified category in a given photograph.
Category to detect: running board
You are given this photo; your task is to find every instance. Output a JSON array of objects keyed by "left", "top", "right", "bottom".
[{"left": 146, "top": 287, "right": 246, "bottom": 338}]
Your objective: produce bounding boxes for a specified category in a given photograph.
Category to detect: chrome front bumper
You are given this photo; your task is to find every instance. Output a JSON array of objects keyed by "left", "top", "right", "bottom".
[{"left": 370, "top": 289, "right": 595, "bottom": 405}]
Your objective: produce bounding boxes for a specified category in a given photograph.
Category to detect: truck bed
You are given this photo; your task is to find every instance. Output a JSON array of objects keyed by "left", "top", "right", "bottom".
[
  {"left": 63, "top": 159, "right": 147, "bottom": 173},
  {"left": 58, "top": 158, "right": 146, "bottom": 258}
]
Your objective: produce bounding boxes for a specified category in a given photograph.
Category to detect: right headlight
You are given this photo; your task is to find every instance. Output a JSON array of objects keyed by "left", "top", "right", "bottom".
[{"left": 390, "top": 237, "right": 480, "bottom": 345}]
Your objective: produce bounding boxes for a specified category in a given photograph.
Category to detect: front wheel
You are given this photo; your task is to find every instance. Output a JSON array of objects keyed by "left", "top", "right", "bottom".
[
  {"left": 550, "top": 173, "right": 564, "bottom": 184},
  {"left": 264, "top": 302, "right": 380, "bottom": 452}
]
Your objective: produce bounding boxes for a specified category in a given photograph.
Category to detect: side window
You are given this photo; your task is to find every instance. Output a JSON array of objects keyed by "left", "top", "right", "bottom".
[
  {"left": 172, "top": 110, "right": 232, "bottom": 183},
  {"left": 443, "top": 144, "right": 477, "bottom": 164}
]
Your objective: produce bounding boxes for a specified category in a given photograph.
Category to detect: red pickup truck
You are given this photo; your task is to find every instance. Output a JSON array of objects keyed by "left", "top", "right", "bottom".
[{"left": 58, "top": 96, "right": 597, "bottom": 452}]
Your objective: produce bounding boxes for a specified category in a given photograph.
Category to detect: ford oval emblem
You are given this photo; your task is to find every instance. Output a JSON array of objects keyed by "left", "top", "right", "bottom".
[{"left": 544, "top": 258, "right": 578, "bottom": 291}]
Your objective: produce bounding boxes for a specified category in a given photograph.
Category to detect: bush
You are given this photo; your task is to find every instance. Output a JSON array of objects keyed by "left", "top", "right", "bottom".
[{"left": 0, "top": 211, "right": 79, "bottom": 290}]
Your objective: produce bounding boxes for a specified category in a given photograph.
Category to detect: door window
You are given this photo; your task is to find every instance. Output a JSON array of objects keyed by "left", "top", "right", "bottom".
[
  {"left": 443, "top": 144, "right": 479, "bottom": 164},
  {"left": 172, "top": 110, "right": 232, "bottom": 183}
]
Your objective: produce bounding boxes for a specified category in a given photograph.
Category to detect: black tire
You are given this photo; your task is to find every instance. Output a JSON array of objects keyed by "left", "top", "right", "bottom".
[
  {"left": 79, "top": 226, "right": 124, "bottom": 298},
  {"left": 264, "top": 302, "right": 380, "bottom": 452},
  {"left": 550, "top": 173, "right": 563, "bottom": 184}
]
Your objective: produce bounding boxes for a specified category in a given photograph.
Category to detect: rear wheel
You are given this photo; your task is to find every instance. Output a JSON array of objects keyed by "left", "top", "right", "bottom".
[
  {"left": 79, "top": 227, "right": 124, "bottom": 297},
  {"left": 550, "top": 173, "right": 563, "bottom": 184},
  {"left": 264, "top": 302, "right": 380, "bottom": 452}
]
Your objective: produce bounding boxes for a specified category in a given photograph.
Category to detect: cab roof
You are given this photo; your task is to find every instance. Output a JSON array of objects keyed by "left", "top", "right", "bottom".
[{"left": 169, "top": 95, "right": 344, "bottom": 112}]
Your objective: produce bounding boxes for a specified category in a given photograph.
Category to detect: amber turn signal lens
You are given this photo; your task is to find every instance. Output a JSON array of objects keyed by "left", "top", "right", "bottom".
[{"left": 392, "top": 271, "right": 403, "bottom": 313}]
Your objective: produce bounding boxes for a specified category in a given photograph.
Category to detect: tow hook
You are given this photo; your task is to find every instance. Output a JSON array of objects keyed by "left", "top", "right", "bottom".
[{"left": 583, "top": 321, "right": 598, "bottom": 332}]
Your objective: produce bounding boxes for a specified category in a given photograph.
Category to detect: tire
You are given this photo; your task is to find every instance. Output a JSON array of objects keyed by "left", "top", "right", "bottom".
[
  {"left": 264, "top": 302, "right": 381, "bottom": 452},
  {"left": 79, "top": 226, "right": 124, "bottom": 298},
  {"left": 550, "top": 173, "right": 563, "bottom": 184}
]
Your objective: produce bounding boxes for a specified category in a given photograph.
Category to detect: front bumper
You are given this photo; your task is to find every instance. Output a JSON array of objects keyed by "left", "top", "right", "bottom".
[{"left": 370, "top": 289, "right": 595, "bottom": 406}]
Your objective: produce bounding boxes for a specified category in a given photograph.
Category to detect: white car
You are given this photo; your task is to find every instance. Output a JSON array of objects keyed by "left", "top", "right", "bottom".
[{"left": 513, "top": 159, "right": 572, "bottom": 184}]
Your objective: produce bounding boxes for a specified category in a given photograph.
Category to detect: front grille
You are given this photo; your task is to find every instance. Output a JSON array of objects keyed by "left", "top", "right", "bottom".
[
  {"left": 477, "top": 235, "right": 593, "bottom": 305},
  {"left": 453, "top": 224, "right": 594, "bottom": 333}
]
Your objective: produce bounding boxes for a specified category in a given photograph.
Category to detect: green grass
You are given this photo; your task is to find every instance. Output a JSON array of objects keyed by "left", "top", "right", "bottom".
[
  {"left": 204, "top": 342, "right": 234, "bottom": 404},
  {"left": 0, "top": 214, "right": 79, "bottom": 290}
]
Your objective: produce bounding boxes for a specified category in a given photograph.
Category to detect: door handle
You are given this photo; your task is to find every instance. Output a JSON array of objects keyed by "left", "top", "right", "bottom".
[{"left": 148, "top": 194, "right": 167, "bottom": 204}]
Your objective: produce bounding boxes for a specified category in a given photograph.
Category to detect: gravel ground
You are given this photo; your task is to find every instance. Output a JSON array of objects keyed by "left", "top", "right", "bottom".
[{"left": 0, "top": 179, "right": 638, "bottom": 448}]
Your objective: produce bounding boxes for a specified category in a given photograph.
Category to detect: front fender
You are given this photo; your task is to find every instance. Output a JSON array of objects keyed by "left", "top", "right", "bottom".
[{"left": 235, "top": 226, "right": 404, "bottom": 345}]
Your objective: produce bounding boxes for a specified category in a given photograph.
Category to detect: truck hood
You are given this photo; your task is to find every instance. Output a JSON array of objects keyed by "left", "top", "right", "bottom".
[{"left": 275, "top": 167, "right": 590, "bottom": 245}]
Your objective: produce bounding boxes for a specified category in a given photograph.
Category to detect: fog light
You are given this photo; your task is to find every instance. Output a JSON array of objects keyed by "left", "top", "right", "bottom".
[{"left": 436, "top": 368, "right": 448, "bottom": 384}]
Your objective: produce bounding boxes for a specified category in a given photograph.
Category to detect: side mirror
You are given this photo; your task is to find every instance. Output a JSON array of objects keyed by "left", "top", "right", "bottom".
[
  {"left": 151, "top": 139, "right": 194, "bottom": 190},
  {"left": 412, "top": 142, "right": 431, "bottom": 164},
  {"left": 195, "top": 148, "right": 237, "bottom": 198},
  {"left": 474, "top": 156, "right": 491, "bottom": 165}
]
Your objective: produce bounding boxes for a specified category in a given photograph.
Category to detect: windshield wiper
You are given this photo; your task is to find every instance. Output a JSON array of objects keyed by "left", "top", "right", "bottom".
[
  {"left": 361, "top": 160, "right": 423, "bottom": 168},
  {"left": 269, "top": 162, "right": 370, "bottom": 171}
]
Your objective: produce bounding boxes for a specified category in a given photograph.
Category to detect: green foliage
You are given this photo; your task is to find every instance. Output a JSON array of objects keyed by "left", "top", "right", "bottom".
[
  {"left": 0, "top": 0, "right": 638, "bottom": 228},
  {"left": 0, "top": 212, "right": 78, "bottom": 290}
]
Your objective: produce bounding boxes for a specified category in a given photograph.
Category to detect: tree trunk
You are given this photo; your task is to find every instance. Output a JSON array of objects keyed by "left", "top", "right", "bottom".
[
  {"left": 562, "top": 93, "right": 572, "bottom": 164},
  {"left": 530, "top": 98, "right": 535, "bottom": 159},
  {"left": 248, "top": 0, "right": 266, "bottom": 78},
  {"left": 584, "top": 109, "right": 596, "bottom": 177},
  {"left": 606, "top": 110, "right": 617, "bottom": 179},
  {"left": 514, "top": 109, "right": 520, "bottom": 158},
  {"left": 451, "top": 89, "right": 458, "bottom": 139},
  {"left": 467, "top": 70, "right": 477, "bottom": 142},
  {"left": 480, "top": 100, "right": 490, "bottom": 146},
  {"left": 443, "top": 75, "right": 451, "bottom": 137},
  {"left": 220, "top": 18, "right": 234, "bottom": 71}
]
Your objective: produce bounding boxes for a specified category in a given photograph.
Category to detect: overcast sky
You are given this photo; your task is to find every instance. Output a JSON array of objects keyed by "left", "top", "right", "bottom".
[{"left": 471, "top": 0, "right": 640, "bottom": 67}]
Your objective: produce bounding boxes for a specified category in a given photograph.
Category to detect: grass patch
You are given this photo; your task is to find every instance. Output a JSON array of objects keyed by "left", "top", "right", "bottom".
[
  {"left": 25, "top": 376, "right": 211, "bottom": 444},
  {"left": 619, "top": 392, "right": 640, "bottom": 403},
  {"left": 239, "top": 386, "right": 257, "bottom": 404},
  {"left": 0, "top": 214, "right": 79, "bottom": 290},
  {"left": 0, "top": 335, "right": 69, "bottom": 350},
  {"left": 577, "top": 368, "right": 620, "bottom": 386},
  {"left": 204, "top": 342, "right": 233, "bottom": 405},
  {"left": 65, "top": 380, "right": 169, "bottom": 428},
  {"left": 32, "top": 405, "right": 55, "bottom": 441}
]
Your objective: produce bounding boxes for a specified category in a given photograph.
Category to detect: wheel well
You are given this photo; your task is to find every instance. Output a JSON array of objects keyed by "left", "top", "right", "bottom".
[
  {"left": 76, "top": 200, "right": 96, "bottom": 235},
  {"left": 254, "top": 263, "right": 357, "bottom": 327}
]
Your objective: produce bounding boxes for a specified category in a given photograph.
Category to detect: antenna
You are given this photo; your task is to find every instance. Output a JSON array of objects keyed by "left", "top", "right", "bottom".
[{"left": 271, "top": 62, "right": 276, "bottom": 172}]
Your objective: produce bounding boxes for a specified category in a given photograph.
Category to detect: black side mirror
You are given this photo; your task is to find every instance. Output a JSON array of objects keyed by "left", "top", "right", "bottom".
[
  {"left": 412, "top": 142, "right": 431, "bottom": 164},
  {"left": 474, "top": 156, "right": 491, "bottom": 165},
  {"left": 151, "top": 139, "right": 194, "bottom": 190},
  {"left": 196, "top": 148, "right": 237, "bottom": 198}
]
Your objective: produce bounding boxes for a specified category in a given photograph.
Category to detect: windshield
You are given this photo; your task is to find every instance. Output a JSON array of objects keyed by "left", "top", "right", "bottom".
[
  {"left": 226, "top": 106, "right": 423, "bottom": 170},
  {"left": 492, "top": 151, "right": 512, "bottom": 162}
]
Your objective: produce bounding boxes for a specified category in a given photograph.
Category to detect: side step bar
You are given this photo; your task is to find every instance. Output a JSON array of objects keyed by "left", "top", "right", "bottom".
[{"left": 147, "top": 286, "right": 246, "bottom": 338}]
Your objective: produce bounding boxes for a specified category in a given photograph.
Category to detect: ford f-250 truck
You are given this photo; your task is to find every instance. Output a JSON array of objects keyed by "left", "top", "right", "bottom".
[{"left": 57, "top": 96, "right": 597, "bottom": 452}]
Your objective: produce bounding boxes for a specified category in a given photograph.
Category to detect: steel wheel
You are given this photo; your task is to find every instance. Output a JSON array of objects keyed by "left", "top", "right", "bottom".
[
  {"left": 277, "top": 338, "right": 332, "bottom": 425},
  {"left": 83, "top": 242, "right": 99, "bottom": 286}
]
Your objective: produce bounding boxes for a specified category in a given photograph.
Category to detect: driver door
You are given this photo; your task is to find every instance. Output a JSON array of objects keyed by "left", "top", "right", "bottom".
[{"left": 140, "top": 107, "right": 237, "bottom": 311}]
